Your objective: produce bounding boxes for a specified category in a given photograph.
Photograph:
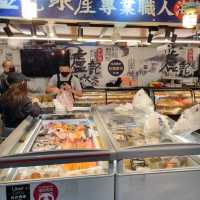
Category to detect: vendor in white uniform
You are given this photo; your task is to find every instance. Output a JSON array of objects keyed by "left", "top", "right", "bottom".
[{"left": 46, "top": 65, "right": 83, "bottom": 98}]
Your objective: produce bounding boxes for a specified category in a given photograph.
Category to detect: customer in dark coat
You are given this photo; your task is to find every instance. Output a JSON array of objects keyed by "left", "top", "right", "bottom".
[{"left": 0, "top": 72, "right": 41, "bottom": 137}]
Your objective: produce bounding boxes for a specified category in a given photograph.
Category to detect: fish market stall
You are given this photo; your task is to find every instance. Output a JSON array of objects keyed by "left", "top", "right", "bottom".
[
  {"left": 0, "top": 109, "right": 115, "bottom": 200},
  {"left": 94, "top": 104, "right": 200, "bottom": 200}
]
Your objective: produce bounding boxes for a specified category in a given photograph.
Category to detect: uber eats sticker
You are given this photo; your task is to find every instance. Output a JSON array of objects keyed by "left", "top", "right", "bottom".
[
  {"left": 108, "top": 59, "right": 124, "bottom": 77},
  {"left": 6, "top": 184, "right": 30, "bottom": 200}
]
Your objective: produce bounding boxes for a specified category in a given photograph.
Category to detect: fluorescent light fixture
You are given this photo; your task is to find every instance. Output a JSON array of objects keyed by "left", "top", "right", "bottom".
[
  {"left": 78, "top": 38, "right": 112, "bottom": 42},
  {"left": 77, "top": 38, "right": 141, "bottom": 43},
  {"left": 21, "top": 0, "right": 37, "bottom": 20},
  {"left": 0, "top": 36, "right": 72, "bottom": 41},
  {"left": 152, "top": 39, "right": 200, "bottom": 44},
  {"left": 116, "top": 39, "right": 141, "bottom": 43},
  {"left": 183, "top": 14, "right": 197, "bottom": 28}
]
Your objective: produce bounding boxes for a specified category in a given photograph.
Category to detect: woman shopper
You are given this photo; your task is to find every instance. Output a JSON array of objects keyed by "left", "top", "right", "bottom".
[{"left": 0, "top": 72, "right": 41, "bottom": 137}]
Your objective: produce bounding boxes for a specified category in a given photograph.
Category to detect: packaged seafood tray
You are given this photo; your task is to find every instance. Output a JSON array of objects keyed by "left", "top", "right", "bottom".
[
  {"left": 31, "top": 118, "right": 103, "bottom": 152},
  {"left": 154, "top": 90, "right": 193, "bottom": 115}
]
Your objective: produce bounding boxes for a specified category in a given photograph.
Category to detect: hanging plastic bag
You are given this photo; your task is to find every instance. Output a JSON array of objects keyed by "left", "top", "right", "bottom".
[
  {"left": 172, "top": 104, "right": 200, "bottom": 135},
  {"left": 55, "top": 90, "right": 74, "bottom": 112},
  {"left": 132, "top": 89, "right": 154, "bottom": 113},
  {"left": 143, "top": 112, "right": 171, "bottom": 144}
]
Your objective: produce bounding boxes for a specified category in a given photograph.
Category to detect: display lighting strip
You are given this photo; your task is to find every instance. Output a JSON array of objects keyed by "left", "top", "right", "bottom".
[
  {"left": 1, "top": 36, "right": 200, "bottom": 44},
  {"left": 0, "top": 36, "right": 72, "bottom": 41},
  {"left": 152, "top": 39, "right": 200, "bottom": 44}
]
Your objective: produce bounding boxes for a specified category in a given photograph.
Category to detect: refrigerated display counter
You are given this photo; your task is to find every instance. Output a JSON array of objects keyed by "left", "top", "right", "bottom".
[
  {"left": 94, "top": 104, "right": 200, "bottom": 200},
  {"left": 0, "top": 109, "right": 115, "bottom": 200}
]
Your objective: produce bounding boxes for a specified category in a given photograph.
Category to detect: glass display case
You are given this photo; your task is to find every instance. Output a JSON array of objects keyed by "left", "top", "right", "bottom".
[
  {"left": 154, "top": 90, "right": 193, "bottom": 115},
  {"left": 106, "top": 90, "right": 137, "bottom": 104},
  {"left": 94, "top": 104, "right": 200, "bottom": 200},
  {"left": 0, "top": 109, "right": 114, "bottom": 199},
  {"left": 194, "top": 90, "right": 200, "bottom": 104},
  {"left": 75, "top": 90, "right": 106, "bottom": 106}
]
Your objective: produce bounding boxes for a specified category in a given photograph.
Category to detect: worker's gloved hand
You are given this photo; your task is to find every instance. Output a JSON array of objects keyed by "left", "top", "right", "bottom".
[{"left": 63, "top": 83, "right": 72, "bottom": 91}]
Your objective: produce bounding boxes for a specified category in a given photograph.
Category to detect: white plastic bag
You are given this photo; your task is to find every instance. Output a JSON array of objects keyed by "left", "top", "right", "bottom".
[
  {"left": 143, "top": 112, "right": 171, "bottom": 144},
  {"left": 132, "top": 89, "right": 154, "bottom": 113},
  {"left": 172, "top": 104, "right": 200, "bottom": 135},
  {"left": 55, "top": 91, "right": 74, "bottom": 112}
]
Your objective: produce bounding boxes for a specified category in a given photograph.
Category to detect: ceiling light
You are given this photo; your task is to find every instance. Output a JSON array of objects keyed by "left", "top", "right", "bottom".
[
  {"left": 3, "top": 24, "right": 13, "bottom": 37},
  {"left": 116, "top": 39, "right": 141, "bottom": 43},
  {"left": 152, "top": 39, "right": 200, "bottom": 44},
  {"left": 78, "top": 38, "right": 112, "bottom": 42},
  {"left": 21, "top": 0, "right": 37, "bottom": 20},
  {"left": 182, "top": 1, "right": 198, "bottom": 28},
  {"left": 183, "top": 14, "right": 198, "bottom": 28}
]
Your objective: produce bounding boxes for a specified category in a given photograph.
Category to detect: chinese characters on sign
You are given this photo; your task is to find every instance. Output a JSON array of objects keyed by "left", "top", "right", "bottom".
[
  {"left": 38, "top": 0, "right": 177, "bottom": 19},
  {"left": 0, "top": 0, "right": 19, "bottom": 9},
  {"left": 0, "top": 0, "right": 186, "bottom": 22}
]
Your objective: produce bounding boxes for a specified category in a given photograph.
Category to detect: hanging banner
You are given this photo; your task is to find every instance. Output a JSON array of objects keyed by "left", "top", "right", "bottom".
[{"left": 0, "top": 0, "right": 198, "bottom": 23}]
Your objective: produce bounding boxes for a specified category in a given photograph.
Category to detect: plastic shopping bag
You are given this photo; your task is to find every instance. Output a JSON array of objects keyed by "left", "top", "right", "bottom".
[
  {"left": 55, "top": 91, "right": 74, "bottom": 112},
  {"left": 132, "top": 89, "right": 154, "bottom": 113},
  {"left": 143, "top": 112, "right": 171, "bottom": 144},
  {"left": 172, "top": 104, "right": 200, "bottom": 135}
]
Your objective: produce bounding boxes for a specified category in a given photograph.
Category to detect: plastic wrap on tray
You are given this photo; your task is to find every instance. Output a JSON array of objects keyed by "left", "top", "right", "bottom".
[
  {"left": 97, "top": 104, "right": 172, "bottom": 148},
  {"left": 31, "top": 119, "right": 102, "bottom": 152}
]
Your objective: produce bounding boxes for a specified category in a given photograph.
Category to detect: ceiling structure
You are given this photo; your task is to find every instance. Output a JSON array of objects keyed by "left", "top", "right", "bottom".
[{"left": 0, "top": 19, "right": 199, "bottom": 47}]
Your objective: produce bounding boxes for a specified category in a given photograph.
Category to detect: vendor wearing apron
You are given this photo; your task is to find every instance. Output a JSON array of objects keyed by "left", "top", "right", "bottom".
[{"left": 46, "top": 65, "right": 82, "bottom": 98}]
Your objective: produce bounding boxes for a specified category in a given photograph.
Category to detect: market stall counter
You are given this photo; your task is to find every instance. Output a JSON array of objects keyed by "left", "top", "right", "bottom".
[
  {"left": 0, "top": 108, "right": 115, "bottom": 200},
  {"left": 94, "top": 104, "right": 200, "bottom": 200}
]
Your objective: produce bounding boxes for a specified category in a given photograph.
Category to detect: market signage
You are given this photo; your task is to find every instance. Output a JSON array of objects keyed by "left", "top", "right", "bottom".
[{"left": 0, "top": 0, "right": 197, "bottom": 23}]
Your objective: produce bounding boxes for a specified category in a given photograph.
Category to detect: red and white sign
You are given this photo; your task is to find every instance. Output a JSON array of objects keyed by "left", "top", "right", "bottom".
[{"left": 33, "top": 182, "right": 59, "bottom": 200}]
